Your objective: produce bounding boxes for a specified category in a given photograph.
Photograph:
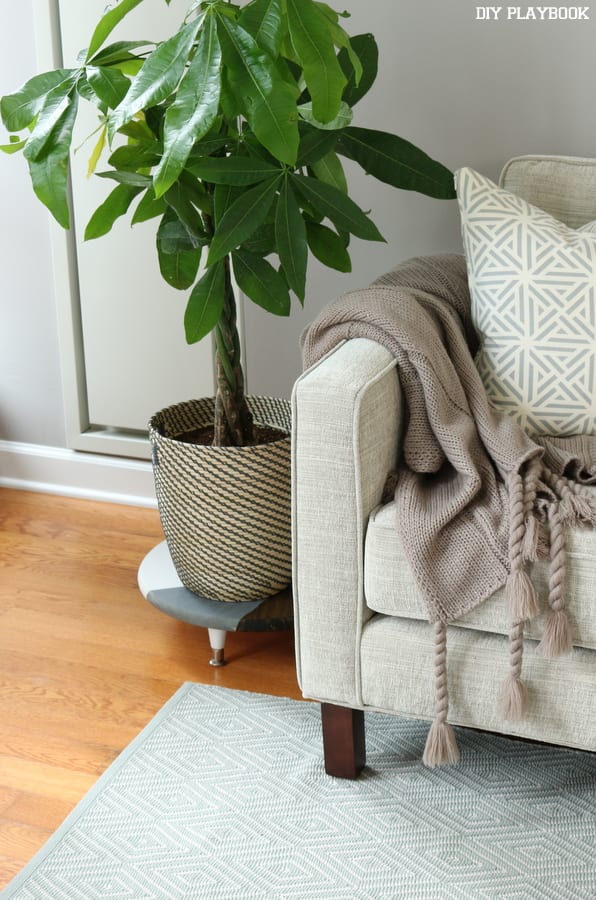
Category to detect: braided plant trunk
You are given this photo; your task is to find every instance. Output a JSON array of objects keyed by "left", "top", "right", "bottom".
[{"left": 213, "top": 256, "right": 254, "bottom": 447}]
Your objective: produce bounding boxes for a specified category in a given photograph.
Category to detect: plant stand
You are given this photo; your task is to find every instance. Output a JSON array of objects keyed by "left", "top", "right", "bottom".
[{"left": 137, "top": 542, "right": 293, "bottom": 666}]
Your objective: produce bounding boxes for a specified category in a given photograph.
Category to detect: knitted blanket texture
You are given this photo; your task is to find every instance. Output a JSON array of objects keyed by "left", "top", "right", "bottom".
[{"left": 301, "top": 254, "right": 596, "bottom": 766}]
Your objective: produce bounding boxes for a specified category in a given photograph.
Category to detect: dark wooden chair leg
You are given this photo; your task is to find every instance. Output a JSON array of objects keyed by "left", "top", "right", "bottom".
[{"left": 321, "top": 703, "right": 366, "bottom": 778}]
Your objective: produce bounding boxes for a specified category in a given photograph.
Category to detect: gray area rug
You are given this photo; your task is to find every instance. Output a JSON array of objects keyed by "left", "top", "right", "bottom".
[{"left": 3, "top": 684, "right": 596, "bottom": 900}]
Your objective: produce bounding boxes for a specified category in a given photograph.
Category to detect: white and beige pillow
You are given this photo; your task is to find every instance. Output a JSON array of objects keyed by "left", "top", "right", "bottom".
[{"left": 455, "top": 166, "right": 596, "bottom": 436}]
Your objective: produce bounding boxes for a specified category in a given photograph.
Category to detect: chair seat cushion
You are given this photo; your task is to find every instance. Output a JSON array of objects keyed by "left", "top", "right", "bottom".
[{"left": 364, "top": 497, "right": 596, "bottom": 650}]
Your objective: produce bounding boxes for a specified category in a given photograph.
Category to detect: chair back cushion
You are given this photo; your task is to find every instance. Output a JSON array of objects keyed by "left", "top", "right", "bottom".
[{"left": 500, "top": 155, "right": 596, "bottom": 229}]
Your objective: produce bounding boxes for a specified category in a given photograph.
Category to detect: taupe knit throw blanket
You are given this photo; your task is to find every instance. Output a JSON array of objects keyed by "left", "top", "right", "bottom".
[{"left": 301, "top": 253, "right": 596, "bottom": 766}]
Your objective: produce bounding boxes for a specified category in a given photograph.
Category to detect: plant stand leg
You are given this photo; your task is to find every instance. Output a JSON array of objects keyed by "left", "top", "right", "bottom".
[
  {"left": 208, "top": 628, "right": 227, "bottom": 667},
  {"left": 321, "top": 703, "right": 366, "bottom": 779}
]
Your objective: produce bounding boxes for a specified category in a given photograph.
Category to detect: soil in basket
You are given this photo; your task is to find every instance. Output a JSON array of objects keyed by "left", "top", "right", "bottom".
[{"left": 173, "top": 424, "right": 288, "bottom": 447}]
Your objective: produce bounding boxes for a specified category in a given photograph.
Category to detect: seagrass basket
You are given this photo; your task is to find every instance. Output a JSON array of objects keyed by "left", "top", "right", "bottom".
[{"left": 148, "top": 396, "right": 291, "bottom": 602}]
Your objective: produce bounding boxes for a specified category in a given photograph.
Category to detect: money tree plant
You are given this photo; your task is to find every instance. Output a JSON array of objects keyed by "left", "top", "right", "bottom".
[{"left": 1, "top": 0, "right": 455, "bottom": 446}]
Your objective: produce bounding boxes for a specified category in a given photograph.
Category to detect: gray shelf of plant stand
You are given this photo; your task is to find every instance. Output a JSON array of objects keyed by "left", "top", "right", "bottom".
[{"left": 137, "top": 542, "right": 293, "bottom": 666}]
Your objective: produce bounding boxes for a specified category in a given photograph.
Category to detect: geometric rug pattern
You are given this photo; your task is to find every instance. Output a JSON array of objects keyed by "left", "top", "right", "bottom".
[
  {"left": 2, "top": 684, "right": 596, "bottom": 899},
  {"left": 456, "top": 166, "right": 596, "bottom": 437}
]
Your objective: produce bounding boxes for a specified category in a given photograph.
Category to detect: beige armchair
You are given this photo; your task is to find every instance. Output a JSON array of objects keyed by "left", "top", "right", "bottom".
[{"left": 291, "top": 156, "right": 596, "bottom": 777}]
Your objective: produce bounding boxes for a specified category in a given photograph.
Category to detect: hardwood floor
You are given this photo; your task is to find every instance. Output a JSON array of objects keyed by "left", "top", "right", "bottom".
[{"left": 0, "top": 488, "right": 302, "bottom": 889}]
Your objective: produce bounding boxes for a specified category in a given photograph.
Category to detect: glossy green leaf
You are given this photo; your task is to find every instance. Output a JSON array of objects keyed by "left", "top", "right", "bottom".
[
  {"left": 184, "top": 260, "right": 225, "bottom": 344},
  {"left": 298, "top": 101, "right": 352, "bottom": 131},
  {"left": 309, "top": 150, "right": 347, "bottom": 193},
  {"left": 84, "top": 183, "right": 143, "bottom": 239},
  {"left": 0, "top": 69, "right": 73, "bottom": 132},
  {"left": 157, "top": 209, "right": 203, "bottom": 289},
  {"left": 338, "top": 33, "right": 378, "bottom": 107},
  {"left": 275, "top": 179, "right": 307, "bottom": 301},
  {"left": 27, "top": 97, "right": 78, "bottom": 228},
  {"left": 164, "top": 180, "right": 207, "bottom": 244},
  {"left": 292, "top": 174, "right": 384, "bottom": 242},
  {"left": 131, "top": 189, "right": 167, "bottom": 224},
  {"left": 96, "top": 169, "right": 152, "bottom": 188},
  {"left": 109, "top": 18, "right": 201, "bottom": 137},
  {"left": 213, "top": 183, "right": 243, "bottom": 227},
  {"left": 286, "top": 0, "right": 346, "bottom": 124},
  {"left": 327, "top": 20, "right": 362, "bottom": 86},
  {"left": 306, "top": 221, "right": 351, "bottom": 272},
  {"left": 239, "top": 0, "right": 284, "bottom": 57},
  {"left": 296, "top": 123, "right": 340, "bottom": 166},
  {"left": 86, "top": 0, "right": 145, "bottom": 61},
  {"left": 108, "top": 143, "right": 161, "bottom": 171},
  {"left": 337, "top": 127, "right": 456, "bottom": 199},
  {"left": 217, "top": 15, "right": 299, "bottom": 166},
  {"left": 86, "top": 65, "right": 131, "bottom": 108},
  {"left": 153, "top": 14, "right": 222, "bottom": 198},
  {"left": 207, "top": 174, "right": 281, "bottom": 264},
  {"left": 232, "top": 249, "right": 290, "bottom": 316},
  {"left": 23, "top": 73, "right": 79, "bottom": 162},
  {"left": 156, "top": 207, "right": 203, "bottom": 254},
  {"left": 187, "top": 155, "right": 282, "bottom": 186},
  {"left": 88, "top": 40, "right": 153, "bottom": 67}
]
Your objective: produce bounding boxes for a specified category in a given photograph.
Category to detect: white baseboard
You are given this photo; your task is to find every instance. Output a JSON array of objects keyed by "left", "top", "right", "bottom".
[{"left": 0, "top": 440, "right": 158, "bottom": 508}]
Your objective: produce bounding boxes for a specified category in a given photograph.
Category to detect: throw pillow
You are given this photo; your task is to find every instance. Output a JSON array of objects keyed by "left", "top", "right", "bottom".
[{"left": 455, "top": 166, "right": 596, "bottom": 437}]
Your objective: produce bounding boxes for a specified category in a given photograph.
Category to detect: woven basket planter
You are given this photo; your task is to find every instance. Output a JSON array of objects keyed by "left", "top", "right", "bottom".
[{"left": 149, "top": 396, "right": 291, "bottom": 602}]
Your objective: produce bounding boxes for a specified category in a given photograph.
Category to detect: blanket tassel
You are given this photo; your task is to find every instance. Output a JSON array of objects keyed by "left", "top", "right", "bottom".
[
  {"left": 537, "top": 504, "right": 573, "bottom": 657},
  {"left": 499, "top": 621, "right": 528, "bottom": 721},
  {"left": 423, "top": 622, "right": 460, "bottom": 767}
]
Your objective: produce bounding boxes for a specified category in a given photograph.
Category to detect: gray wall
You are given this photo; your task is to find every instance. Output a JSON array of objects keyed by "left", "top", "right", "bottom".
[{"left": 2, "top": 1, "right": 596, "bottom": 448}]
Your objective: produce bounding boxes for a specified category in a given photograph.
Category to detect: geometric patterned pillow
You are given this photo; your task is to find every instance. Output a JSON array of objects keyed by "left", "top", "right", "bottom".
[{"left": 455, "top": 166, "right": 596, "bottom": 436}]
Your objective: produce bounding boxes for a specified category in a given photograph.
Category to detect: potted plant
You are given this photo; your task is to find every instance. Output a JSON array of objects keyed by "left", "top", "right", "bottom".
[{"left": 1, "top": 0, "right": 455, "bottom": 602}]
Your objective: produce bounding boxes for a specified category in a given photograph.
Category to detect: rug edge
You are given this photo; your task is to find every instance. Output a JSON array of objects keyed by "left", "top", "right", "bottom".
[{"left": 0, "top": 682, "right": 196, "bottom": 899}]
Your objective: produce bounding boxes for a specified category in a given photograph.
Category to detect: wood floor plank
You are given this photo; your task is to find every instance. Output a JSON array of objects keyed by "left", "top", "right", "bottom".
[{"left": 0, "top": 488, "right": 302, "bottom": 890}]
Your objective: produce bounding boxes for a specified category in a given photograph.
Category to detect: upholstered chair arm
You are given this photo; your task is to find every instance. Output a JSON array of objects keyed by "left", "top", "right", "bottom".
[{"left": 291, "top": 338, "right": 402, "bottom": 708}]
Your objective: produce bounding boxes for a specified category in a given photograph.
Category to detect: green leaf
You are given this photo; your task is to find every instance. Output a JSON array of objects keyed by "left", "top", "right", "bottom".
[
  {"left": 275, "top": 179, "right": 307, "bottom": 302},
  {"left": 96, "top": 169, "right": 152, "bottom": 187},
  {"left": 187, "top": 155, "right": 282, "bottom": 186},
  {"left": 84, "top": 183, "right": 143, "bottom": 239},
  {"left": 108, "top": 142, "right": 161, "bottom": 171},
  {"left": 296, "top": 123, "right": 340, "bottom": 166},
  {"left": 0, "top": 137, "right": 27, "bottom": 154},
  {"left": 239, "top": 0, "right": 285, "bottom": 57},
  {"left": 86, "top": 0, "right": 145, "bottom": 61},
  {"left": 88, "top": 40, "right": 153, "bottom": 66},
  {"left": 232, "top": 249, "right": 290, "bottom": 316},
  {"left": 298, "top": 100, "right": 352, "bottom": 131},
  {"left": 337, "top": 127, "right": 456, "bottom": 199},
  {"left": 309, "top": 150, "right": 347, "bottom": 193},
  {"left": 131, "top": 189, "right": 167, "bottom": 224},
  {"left": 157, "top": 209, "right": 203, "bottom": 289},
  {"left": 207, "top": 174, "right": 281, "bottom": 264},
  {"left": 338, "top": 33, "right": 378, "bottom": 107},
  {"left": 27, "top": 97, "right": 79, "bottom": 228},
  {"left": 109, "top": 18, "right": 202, "bottom": 137},
  {"left": 153, "top": 14, "right": 222, "bottom": 198},
  {"left": 23, "top": 73, "right": 79, "bottom": 162},
  {"left": 306, "top": 221, "right": 351, "bottom": 272},
  {"left": 286, "top": 0, "right": 346, "bottom": 124},
  {"left": 292, "top": 174, "right": 384, "bottom": 242},
  {"left": 213, "top": 182, "right": 243, "bottom": 227},
  {"left": 0, "top": 69, "right": 73, "bottom": 132},
  {"left": 217, "top": 15, "right": 299, "bottom": 166},
  {"left": 164, "top": 180, "right": 208, "bottom": 244},
  {"left": 86, "top": 65, "right": 131, "bottom": 108},
  {"left": 327, "top": 20, "right": 363, "bottom": 86},
  {"left": 156, "top": 207, "right": 203, "bottom": 254},
  {"left": 184, "top": 261, "right": 225, "bottom": 344}
]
